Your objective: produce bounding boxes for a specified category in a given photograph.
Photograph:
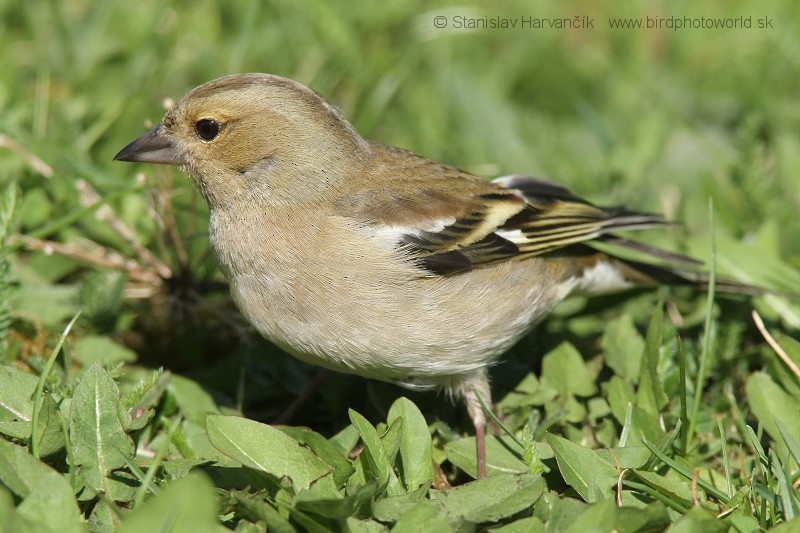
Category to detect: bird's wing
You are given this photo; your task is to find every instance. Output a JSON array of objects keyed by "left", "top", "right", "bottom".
[
  {"left": 334, "top": 183, "right": 525, "bottom": 274},
  {"left": 334, "top": 171, "right": 668, "bottom": 276},
  {"left": 490, "top": 175, "right": 666, "bottom": 256}
]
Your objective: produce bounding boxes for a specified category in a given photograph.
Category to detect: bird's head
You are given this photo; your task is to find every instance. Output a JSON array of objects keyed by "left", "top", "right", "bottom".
[{"left": 115, "top": 73, "right": 370, "bottom": 208}]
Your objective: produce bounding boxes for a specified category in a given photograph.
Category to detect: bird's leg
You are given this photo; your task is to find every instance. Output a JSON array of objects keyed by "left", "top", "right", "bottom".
[
  {"left": 461, "top": 371, "right": 492, "bottom": 479},
  {"left": 475, "top": 418, "right": 486, "bottom": 479}
]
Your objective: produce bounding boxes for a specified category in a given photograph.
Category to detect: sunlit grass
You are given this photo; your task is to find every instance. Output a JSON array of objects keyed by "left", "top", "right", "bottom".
[{"left": 1, "top": 0, "right": 799, "bottom": 530}]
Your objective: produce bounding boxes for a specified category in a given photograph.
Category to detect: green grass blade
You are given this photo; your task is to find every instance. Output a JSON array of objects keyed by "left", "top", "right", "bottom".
[
  {"left": 31, "top": 310, "right": 81, "bottom": 459},
  {"left": 641, "top": 438, "right": 729, "bottom": 503},
  {"left": 688, "top": 199, "right": 717, "bottom": 443},
  {"left": 678, "top": 334, "right": 689, "bottom": 455}
]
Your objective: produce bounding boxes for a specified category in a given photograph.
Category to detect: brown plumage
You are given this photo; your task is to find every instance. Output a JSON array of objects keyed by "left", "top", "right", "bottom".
[{"left": 115, "top": 73, "right": 753, "bottom": 479}]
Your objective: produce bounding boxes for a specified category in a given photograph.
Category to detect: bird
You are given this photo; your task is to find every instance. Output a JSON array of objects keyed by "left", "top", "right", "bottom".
[{"left": 114, "top": 73, "right": 749, "bottom": 479}]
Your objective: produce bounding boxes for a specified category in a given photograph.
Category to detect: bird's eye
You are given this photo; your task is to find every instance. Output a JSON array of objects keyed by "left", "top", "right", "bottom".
[{"left": 194, "top": 119, "right": 220, "bottom": 141}]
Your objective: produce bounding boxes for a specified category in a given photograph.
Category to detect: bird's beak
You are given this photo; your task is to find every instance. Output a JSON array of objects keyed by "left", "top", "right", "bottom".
[{"left": 113, "top": 125, "right": 188, "bottom": 165}]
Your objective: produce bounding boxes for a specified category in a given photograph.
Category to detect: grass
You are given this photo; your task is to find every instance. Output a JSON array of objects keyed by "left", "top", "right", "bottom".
[{"left": 2, "top": 0, "right": 800, "bottom": 531}]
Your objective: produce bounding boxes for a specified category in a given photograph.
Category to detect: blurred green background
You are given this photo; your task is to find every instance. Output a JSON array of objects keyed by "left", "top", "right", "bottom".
[
  {"left": 4, "top": 0, "right": 799, "bottom": 239},
  {"left": 3, "top": 3, "right": 800, "bottom": 528},
  {"left": 2, "top": 0, "right": 799, "bottom": 422}
]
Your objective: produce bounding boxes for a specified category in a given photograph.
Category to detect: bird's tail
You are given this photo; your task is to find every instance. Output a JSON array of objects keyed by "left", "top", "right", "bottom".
[{"left": 550, "top": 237, "right": 763, "bottom": 296}]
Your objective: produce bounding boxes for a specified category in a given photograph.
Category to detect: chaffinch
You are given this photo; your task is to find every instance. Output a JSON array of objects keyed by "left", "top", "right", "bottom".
[{"left": 115, "top": 73, "right": 743, "bottom": 478}]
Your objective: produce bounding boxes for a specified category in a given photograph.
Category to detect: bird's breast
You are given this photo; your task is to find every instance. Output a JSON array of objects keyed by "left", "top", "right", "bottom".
[{"left": 207, "top": 207, "right": 569, "bottom": 387}]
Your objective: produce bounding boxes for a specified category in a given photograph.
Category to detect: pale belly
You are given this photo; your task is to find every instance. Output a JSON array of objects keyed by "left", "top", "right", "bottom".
[
  {"left": 227, "top": 255, "right": 567, "bottom": 390},
  {"left": 209, "top": 208, "right": 570, "bottom": 390}
]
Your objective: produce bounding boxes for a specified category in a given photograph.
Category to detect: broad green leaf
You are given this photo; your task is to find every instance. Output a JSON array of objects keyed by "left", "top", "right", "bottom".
[
  {"left": 596, "top": 446, "right": 650, "bottom": 470},
  {"left": 487, "top": 516, "right": 545, "bottom": 532},
  {"left": 776, "top": 419, "right": 800, "bottom": 470},
  {"left": 625, "top": 405, "right": 666, "bottom": 446},
  {"left": 392, "top": 502, "right": 452, "bottom": 533},
  {"left": 16, "top": 473, "right": 84, "bottom": 533},
  {"left": 0, "top": 485, "right": 13, "bottom": 518},
  {"left": 498, "top": 373, "right": 557, "bottom": 410},
  {"left": 287, "top": 507, "right": 336, "bottom": 533},
  {"left": 19, "top": 187, "right": 52, "bottom": 230},
  {"left": 549, "top": 393, "right": 587, "bottom": 424},
  {"left": 32, "top": 393, "right": 65, "bottom": 457},
  {"left": 348, "top": 409, "right": 404, "bottom": 496},
  {"left": 206, "top": 414, "right": 332, "bottom": 491},
  {"left": 329, "top": 424, "right": 360, "bottom": 457},
  {"left": 118, "top": 473, "right": 224, "bottom": 533},
  {"left": 774, "top": 332, "right": 800, "bottom": 378},
  {"left": 431, "top": 474, "right": 545, "bottom": 523},
  {"left": 170, "top": 416, "right": 224, "bottom": 461},
  {"left": 546, "top": 434, "right": 618, "bottom": 503},
  {"left": 636, "top": 304, "right": 667, "bottom": 415},
  {"left": 601, "top": 314, "right": 644, "bottom": 383},
  {"left": 160, "top": 458, "right": 213, "bottom": 481},
  {"left": 279, "top": 425, "right": 354, "bottom": 487},
  {"left": 770, "top": 517, "right": 800, "bottom": 533},
  {"left": 587, "top": 397, "right": 611, "bottom": 420},
  {"left": 70, "top": 363, "right": 134, "bottom": 499},
  {"left": 604, "top": 376, "right": 635, "bottom": 424},
  {"left": 88, "top": 500, "right": 123, "bottom": 532},
  {"left": 190, "top": 462, "right": 277, "bottom": 495},
  {"left": 0, "top": 365, "right": 38, "bottom": 439},
  {"left": 769, "top": 333, "right": 800, "bottom": 398},
  {"left": 770, "top": 450, "right": 800, "bottom": 521},
  {"left": 344, "top": 517, "right": 389, "bottom": 533},
  {"left": 719, "top": 485, "right": 751, "bottom": 518},
  {"left": 565, "top": 499, "right": 616, "bottom": 533},
  {"left": 640, "top": 438, "right": 727, "bottom": 504},
  {"left": 445, "top": 435, "right": 528, "bottom": 478},
  {"left": 294, "top": 479, "right": 378, "bottom": 519},
  {"left": 381, "top": 416, "right": 403, "bottom": 466},
  {"left": 666, "top": 506, "right": 728, "bottom": 533},
  {"left": 122, "top": 369, "right": 170, "bottom": 431},
  {"left": 169, "top": 375, "right": 223, "bottom": 421},
  {"left": 532, "top": 492, "right": 587, "bottom": 531},
  {"left": 541, "top": 342, "right": 597, "bottom": 397},
  {"left": 632, "top": 470, "right": 693, "bottom": 507},
  {"left": 746, "top": 372, "right": 800, "bottom": 458},
  {"left": 347, "top": 450, "right": 368, "bottom": 489},
  {"left": 0, "top": 440, "right": 82, "bottom": 533},
  {"left": 9, "top": 284, "right": 80, "bottom": 327},
  {"left": 1, "top": 500, "right": 47, "bottom": 533},
  {"left": 371, "top": 484, "right": 432, "bottom": 522},
  {"left": 593, "top": 418, "right": 619, "bottom": 449},
  {"left": 0, "top": 439, "right": 53, "bottom": 498},
  {"left": 387, "top": 397, "right": 434, "bottom": 491},
  {"left": 229, "top": 490, "right": 296, "bottom": 533},
  {"left": 73, "top": 335, "right": 138, "bottom": 365},
  {"left": 728, "top": 515, "right": 760, "bottom": 533},
  {"left": 506, "top": 372, "right": 541, "bottom": 395},
  {"left": 615, "top": 503, "right": 670, "bottom": 532}
]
